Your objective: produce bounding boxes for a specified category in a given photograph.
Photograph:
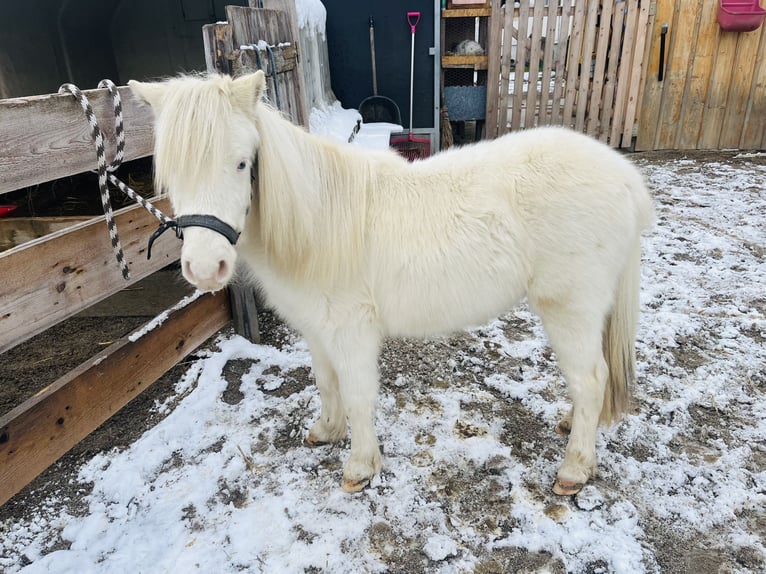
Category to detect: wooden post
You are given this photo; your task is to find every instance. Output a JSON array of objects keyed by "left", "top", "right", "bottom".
[{"left": 202, "top": 2, "right": 311, "bottom": 344}]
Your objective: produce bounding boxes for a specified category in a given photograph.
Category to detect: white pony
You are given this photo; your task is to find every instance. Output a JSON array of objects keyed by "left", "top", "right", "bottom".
[{"left": 129, "top": 71, "right": 653, "bottom": 495}]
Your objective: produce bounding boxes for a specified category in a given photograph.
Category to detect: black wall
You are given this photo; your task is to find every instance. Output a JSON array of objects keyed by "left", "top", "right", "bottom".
[{"left": 322, "top": 0, "right": 435, "bottom": 130}]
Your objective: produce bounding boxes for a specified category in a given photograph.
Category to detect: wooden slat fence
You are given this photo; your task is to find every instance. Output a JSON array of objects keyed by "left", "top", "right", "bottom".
[
  {"left": 486, "top": 0, "right": 651, "bottom": 148},
  {"left": 637, "top": 0, "right": 766, "bottom": 150}
]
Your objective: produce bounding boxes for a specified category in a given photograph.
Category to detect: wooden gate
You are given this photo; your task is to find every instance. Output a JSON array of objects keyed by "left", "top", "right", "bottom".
[
  {"left": 486, "top": 0, "right": 651, "bottom": 148},
  {"left": 637, "top": 0, "right": 766, "bottom": 151}
]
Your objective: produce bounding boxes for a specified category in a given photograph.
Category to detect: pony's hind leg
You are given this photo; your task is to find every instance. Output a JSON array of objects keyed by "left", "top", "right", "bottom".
[
  {"left": 305, "top": 338, "right": 347, "bottom": 446},
  {"left": 531, "top": 297, "right": 609, "bottom": 496}
]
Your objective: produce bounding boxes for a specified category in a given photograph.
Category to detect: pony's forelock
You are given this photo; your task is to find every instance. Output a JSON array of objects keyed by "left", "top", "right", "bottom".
[{"left": 152, "top": 74, "right": 235, "bottom": 195}]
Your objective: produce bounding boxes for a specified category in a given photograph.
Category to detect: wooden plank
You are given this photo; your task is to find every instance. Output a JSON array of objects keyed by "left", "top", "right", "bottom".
[
  {"left": 511, "top": 0, "right": 530, "bottom": 131},
  {"left": 698, "top": 30, "right": 738, "bottom": 148},
  {"left": 443, "top": 8, "right": 492, "bottom": 18},
  {"left": 719, "top": 29, "right": 762, "bottom": 148},
  {"left": 441, "top": 55, "right": 490, "bottom": 69},
  {"left": 0, "top": 291, "right": 231, "bottom": 507},
  {"left": 260, "top": 0, "right": 311, "bottom": 128},
  {"left": 574, "top": 1, "right": 600, "bottom": 132},
  {"left": 525, "top": 0, "right": 545, "bottom": 128},
  {"left": 202, "top": 22, "right": 235, "bottom": 75},
  {"left": 673, "top": 1, "right": 716, "bottom": 149},
  {"left": 620, "top": 0, "right": 652, "bottom": 148},
  {"left": 635, "top": 0, "right": 677, "bottom": 150},
  {"left": 0, "top": 87, "right": 154, "bottom": 195},
  {"left": 654, "top": 0, "right": 700, "bottom": 149},
  {"left": 498, "top": 3, "right": 515, "bottom": 135},
  {"left": 485, "top": 0, "right": 504, "bottom": 138},
  {"left": 599, "top": 2, "right": 626, "bottom": 143},
  {"left": 630, "top": 0, "right": 657, "bottom": 148},
  {"left": 609, "top": 0, "right": 640, "bottom": 147},
  {"left": 0, "top": 216, "right": 90, "bottom": 253},
  {"left": 227, "top": 5, "right": 307, "bottom": 127},
  {"left": 0, "top": 199, "right": 180, "bottom": 355},
  {"left": 742, "top": 27, "right": 766, "bottom": 148},
  {"left": 539, "top": 0, "right": 560, "bottom": 126},
  {"left": 561, "top": 1, "right": 586, "bottom": 128},
  {"left": 586, "top": 0, "right": 614, "bottom": 136},
  {"left": 550, "top": 0, "right": 573, "bottom": 125}
]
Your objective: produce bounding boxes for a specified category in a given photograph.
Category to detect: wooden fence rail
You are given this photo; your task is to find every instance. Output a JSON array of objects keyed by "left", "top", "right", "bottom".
[{"left": 0, "top": 86, "right": 154, "bottom": 195}]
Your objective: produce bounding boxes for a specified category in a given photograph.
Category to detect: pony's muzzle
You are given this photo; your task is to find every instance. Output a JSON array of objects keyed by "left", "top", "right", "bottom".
[{"left": 180, "top": 230, "right": 237, "bottom": 292}]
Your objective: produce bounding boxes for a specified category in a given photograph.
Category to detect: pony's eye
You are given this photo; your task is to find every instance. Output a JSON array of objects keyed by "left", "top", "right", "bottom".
[{"left": 237, "top": 161, "right": 248, "bottom": 171}]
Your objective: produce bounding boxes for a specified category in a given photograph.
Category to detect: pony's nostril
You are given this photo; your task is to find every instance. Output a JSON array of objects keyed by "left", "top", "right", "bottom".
[
  {"left": 216, "top": 259, "right": 230, "bottom": 282},
  {"left": 182, "top": 259, "right": 195, "bottom": 282}
]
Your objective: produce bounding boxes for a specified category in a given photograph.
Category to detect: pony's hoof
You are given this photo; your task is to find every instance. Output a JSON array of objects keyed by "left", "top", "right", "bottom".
[
  {"left": 553, "top": 479, "right": 584, "bottom": 496},
  {"left": 555, "top": 421, "right": 571, "bottom": 436},
  {"left": 342, "top": 477, "right": 370, "bottom": 493},
  {"left": 304, "top": 433, "right": 329, "bottom": 447}
]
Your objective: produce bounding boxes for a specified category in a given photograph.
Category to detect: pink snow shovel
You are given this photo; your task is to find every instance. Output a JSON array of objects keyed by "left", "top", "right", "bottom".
[{"left": 390, "top": 11, "right": 431, "bottom": 161}]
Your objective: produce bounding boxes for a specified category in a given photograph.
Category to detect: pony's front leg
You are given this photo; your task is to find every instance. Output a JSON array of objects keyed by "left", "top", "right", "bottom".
[
  {"left": 330, "top": 327, "right": 383, "bottom": 493},
  {"left": 305, "top": 339, "right": 347, "bottom": 446}
]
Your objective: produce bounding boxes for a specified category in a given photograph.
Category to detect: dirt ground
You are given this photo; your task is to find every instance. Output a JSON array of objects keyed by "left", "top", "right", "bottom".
[{"left": 1, "top": 149, "right": 764, "bottom": 573}]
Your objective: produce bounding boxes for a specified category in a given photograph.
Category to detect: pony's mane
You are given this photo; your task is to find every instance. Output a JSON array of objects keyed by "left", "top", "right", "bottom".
[
  {"left": 152, "top": 74, "right": 236, "bottom": 194},
  {"left": 253, "top": 102, "right": 387, "bottom": 285}
]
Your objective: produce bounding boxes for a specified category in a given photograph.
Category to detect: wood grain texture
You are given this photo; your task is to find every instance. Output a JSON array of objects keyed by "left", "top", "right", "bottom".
[
  {"left": 621, "top": 0, "right": 651, "bottom": 148},
  {"left": 574, "top": 1, "right": 600, "bottom": 132},
  {"left": 0, "top": 199, "right": 180, "bottom": 354},
  {"left": 599, "top": 2, "right": 627, "bottom": 143},
  {"left": 0, "top": 291, "right": 231, "bottom": 507},
  {"left": 719, "top": 29, "right": 762, "bottom": 148},
  {"left": 562, "top": 1, "right": 586, "bottom": 128},
  {"left": 525, "top": 0, "right": 546, "bottom": 128},
  {"left": 609, "top": 0, "right": 640, "bottom": 147},
  {"left": 484, "top": 0, "right": 504, "bottom": 138},
  {"left": 260, "top": 0, "right": 311, "bottom": 128},
  {"left": 655, "top": 0, "right": 699, "bottom": 149},
  {"left": 498, "top": 2, "right": 515, "bottom": 135},
  {"left": 0, "top": 86, "right": 154, "bottom": 194},
  {"left": 676, "top": 0, "right": 718, "bottom": 149},
  {"left": 635, "top": 0, "right": 676, "bottom": 150},
  {"left": 587, "top": 0, "right": 614, "bottom": 137},
  {"left": 226, "top": 5, "right": 308, "bottom": 127},
  {"left": 511, "top": 0, "right": 530, "bottom": 131}
]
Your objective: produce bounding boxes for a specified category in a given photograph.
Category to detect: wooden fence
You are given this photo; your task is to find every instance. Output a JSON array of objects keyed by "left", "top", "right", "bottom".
[
  {"left": 486, "top": 0, "right": 651, "bottom": 147},
  {"left": 485, "top": 0, "right": 766, "bottom": 151},
  {"left": 637, "top": 0, "right": 766, "bottom": 150},
  {"left": 0, "top": 86, "right": 232, "bottom": 506},
  {"left": 0, "top": 0, "right": 313, "bottom": 506}
]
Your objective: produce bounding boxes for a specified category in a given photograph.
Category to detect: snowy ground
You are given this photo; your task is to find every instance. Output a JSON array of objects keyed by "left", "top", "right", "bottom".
[{"left": 1, "top": 151, "right": 765, "bottom": 573}]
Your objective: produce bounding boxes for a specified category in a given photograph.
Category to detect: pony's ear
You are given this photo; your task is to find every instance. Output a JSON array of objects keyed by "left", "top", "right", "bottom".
[
  {"left": 231, "top": 71, "right": 266, "bottom": 113},
  {"left": 127, "top": 80, "right": 166, "bottom": 109}
]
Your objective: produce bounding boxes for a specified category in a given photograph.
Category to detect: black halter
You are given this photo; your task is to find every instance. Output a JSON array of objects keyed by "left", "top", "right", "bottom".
[{"left": 146, "top": 214, "right": 240, "bottom": 260}]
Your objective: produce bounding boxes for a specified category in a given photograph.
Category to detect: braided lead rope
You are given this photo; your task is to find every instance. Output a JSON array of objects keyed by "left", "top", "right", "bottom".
[
  {"left": 59, "top": 81, "right": 175, "bottom": 279},
  {"left": 97, "top": 79, "right": 171, "bottom": 225},
  {"left": 59, "top": 82, "right": 130, "bottom": 280}
]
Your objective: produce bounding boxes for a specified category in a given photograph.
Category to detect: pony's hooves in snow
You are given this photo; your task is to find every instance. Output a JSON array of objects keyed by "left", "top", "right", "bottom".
[
  {"left": 555, "top": 421, "right": 571, "bottom": 436},
  {"left": 553, "top": 479, "right": 584, "bottom": 496},
  {"left": 342, "top": 477, "right": 370, "bottom": 493},
  {"left": 304, "top": 433, "right": 329, "bottom": 447}
]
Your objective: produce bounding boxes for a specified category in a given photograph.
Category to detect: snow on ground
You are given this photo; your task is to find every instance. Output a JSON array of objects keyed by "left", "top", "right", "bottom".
[{"left": 1, "top": 152, "right": 765, "bottom": 573}]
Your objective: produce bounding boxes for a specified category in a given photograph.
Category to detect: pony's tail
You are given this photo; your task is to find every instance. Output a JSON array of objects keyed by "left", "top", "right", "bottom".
[{"left": 599, "top": 235, "right": 643, "bottom": 425}]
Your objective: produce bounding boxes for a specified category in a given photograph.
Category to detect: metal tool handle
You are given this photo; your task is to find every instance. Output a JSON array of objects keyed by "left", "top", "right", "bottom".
[
  {"left": 369, "top": 16, "right": 378, "bottom": 95},
  {"left": 407, "top": 11, "right": 420, "bottom": 33}
]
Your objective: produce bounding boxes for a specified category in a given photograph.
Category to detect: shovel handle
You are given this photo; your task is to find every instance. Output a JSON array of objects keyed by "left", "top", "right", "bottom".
[{"left": 407, "top": 11, "right": 420, "bottom": 34}]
